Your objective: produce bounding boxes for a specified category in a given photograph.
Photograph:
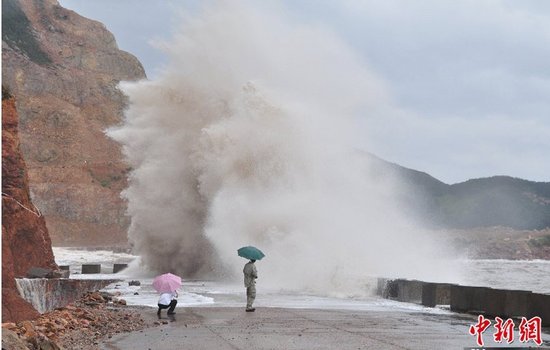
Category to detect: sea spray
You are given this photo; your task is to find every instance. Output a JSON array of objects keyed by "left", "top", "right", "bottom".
[{"left": 108, "top": 0, "right": 457, "bottom": 296}]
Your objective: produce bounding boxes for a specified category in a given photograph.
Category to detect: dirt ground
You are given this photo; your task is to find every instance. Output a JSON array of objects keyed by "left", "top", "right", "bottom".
[{"left": 2, "top": 292, "right": 161, "bottom": 350}]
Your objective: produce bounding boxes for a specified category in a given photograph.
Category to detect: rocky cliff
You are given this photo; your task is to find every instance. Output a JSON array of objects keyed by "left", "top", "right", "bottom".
[
  {"left": 2, "top": 0, "right": 146, "bottom": 246},
  {"left": 2, "top": 90, "right": 58, "bottom": 322}
]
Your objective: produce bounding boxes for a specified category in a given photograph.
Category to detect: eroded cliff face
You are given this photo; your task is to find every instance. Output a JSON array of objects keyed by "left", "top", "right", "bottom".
[
  {"left": 2, "top": 91, "right": 58, "bottom": 322},
  {"left": 2, "top": 0, "right": 146, "bottom": 246}
]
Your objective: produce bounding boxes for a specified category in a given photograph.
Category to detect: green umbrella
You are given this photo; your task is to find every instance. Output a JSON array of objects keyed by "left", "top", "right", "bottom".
[{"left": 238, "top": 246, "right": 265, "bottom": 260}]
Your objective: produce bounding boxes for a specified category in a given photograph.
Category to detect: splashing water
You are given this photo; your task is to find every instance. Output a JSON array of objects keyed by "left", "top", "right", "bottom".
[{"left": 108, "top": 1, "right": 457, "bottom": 296}]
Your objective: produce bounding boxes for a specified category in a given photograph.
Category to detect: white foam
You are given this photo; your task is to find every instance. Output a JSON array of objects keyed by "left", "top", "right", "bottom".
[
  {"left": 53, "top": 248, "right": 550, "bottom": 312},
  {"left": 101, "top": 280, "right": 214, "bottom": 308},
  {"left": 53, "top": 247, "right": 137, "bottom": 275}
]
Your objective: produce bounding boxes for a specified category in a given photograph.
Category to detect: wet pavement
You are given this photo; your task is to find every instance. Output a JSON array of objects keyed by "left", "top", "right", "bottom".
[{"left": 100, "top": 307, "right": 550, "bottom": 350}]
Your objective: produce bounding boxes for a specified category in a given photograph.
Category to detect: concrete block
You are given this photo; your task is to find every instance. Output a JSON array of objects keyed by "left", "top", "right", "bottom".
[
  {"left": 422, "top": 283, "right": 453, "bottom": 307},
  {"left": 503, "top": 290, "right": 531, "bottom": 318},
  {"left": 396, "top": 279, "right": 424, "bottom": 304},
  {"left": 383, "top": 279, "right": 398, "bottom": 299},
  {"left": 113, "top": 263, "right": 128, "bottom": 273},
  {"left": 376, "top": 278, "right": 388, "bottom": 297},
  {"left": 484, "top": 288, "right": 507, "bottom": 317},
  {"left": 81, "top": 264, "right": 101, "bottom": 274},
  {"left": 528, "top": 293, "right": 550, "bottom": 326},
  {"left": 421, "top": 283, "right": 437, "bottom": 307},
  {"left": 450, "top": 285, "right": 489, "bottom": 313},
  {"left": 434, "top": 284, "right": 453, "bottom": 305},
  {"left": 482, "top": 289, "right": 532, "bottom": 318}
]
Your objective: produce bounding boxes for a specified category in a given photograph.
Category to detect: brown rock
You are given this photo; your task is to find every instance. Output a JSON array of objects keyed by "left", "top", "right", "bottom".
[
  {"left": 34, "top": 337, "right": 62, "bottom": 350},
  {"left": 26, "top": 267, "right": 55, "bottom": 278},
  {"left": 2, "top": 93, "right": 56, "bottom": 322},
  {"left": 2, "top": 322, "right": 17, "bottom": 329},
  {"left": 1, "top": 288, "right": 40, "bottom": 324},
  {"left": 21, "top": 320, "right": 37, "bottom": 338},
  {"left": 2, "top": 0, "right": 146, "bottom": 246},
  {"left": 1, "top": 329, "right": 30, "bottom": 350}
]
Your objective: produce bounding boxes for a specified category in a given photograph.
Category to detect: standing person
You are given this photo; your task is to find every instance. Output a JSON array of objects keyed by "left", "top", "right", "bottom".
[
  {"left": 157, "top": 290, "right": 178, "bottom": 316},
  {"left": 243, "top": 259, "right": 258, "bottom": 312}
]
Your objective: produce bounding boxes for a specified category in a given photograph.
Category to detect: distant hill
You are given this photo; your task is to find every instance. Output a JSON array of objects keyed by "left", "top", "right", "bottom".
[{"left": 366, "top": 153, "right": 550, "bottom": 230}]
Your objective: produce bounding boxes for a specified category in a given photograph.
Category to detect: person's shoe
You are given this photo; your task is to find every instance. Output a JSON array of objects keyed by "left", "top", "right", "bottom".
[
  {"left": 245, "top": 308, "right": 255, "bottom": 312},
  {"left": 167, "top": 312, "right": 176, "bottom": 315}
]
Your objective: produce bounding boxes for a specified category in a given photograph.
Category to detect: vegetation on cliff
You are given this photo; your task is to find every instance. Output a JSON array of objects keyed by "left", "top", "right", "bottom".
[{"left": 2, "top": 0, "right": 52, "bottom": 65}]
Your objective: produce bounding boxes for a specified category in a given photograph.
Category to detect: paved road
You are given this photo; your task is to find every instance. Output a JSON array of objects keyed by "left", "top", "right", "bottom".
[{"left": 101, "top": 306, "right": 534, "bottom": 350}]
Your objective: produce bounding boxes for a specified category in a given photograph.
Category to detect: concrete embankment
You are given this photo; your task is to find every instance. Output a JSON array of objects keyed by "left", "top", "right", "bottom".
[
  {"left": 13, "top": 263, "right": 129, "bottom": 314},
  {"left": 378, "top": 278, "right": 550, "bottom": 326},
  {"left": 15, "top": 278, "right": 118, "bottom": 313}
]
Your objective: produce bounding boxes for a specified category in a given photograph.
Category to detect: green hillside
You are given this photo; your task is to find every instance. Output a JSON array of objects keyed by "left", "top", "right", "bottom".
[{"left": 367, "top": 153, "right": 550, "bottom": 230}]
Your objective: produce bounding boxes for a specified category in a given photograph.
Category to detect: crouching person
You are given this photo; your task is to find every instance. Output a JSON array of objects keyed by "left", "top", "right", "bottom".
[{"left": 157, "top": 290, "right": 178, "bottom": 316}]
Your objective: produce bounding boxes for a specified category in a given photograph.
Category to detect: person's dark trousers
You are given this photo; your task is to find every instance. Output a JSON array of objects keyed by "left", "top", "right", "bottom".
[{"left": 157, "top": 299, "right": 177, "bottom": 314}]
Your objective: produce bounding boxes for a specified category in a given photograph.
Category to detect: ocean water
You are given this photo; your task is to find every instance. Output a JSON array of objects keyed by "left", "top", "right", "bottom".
[
  {"left": 460, "top": 259, "right": 550, "bottom": 294},
  {"left": 52, "top": 247, "right": 550, "bottom": 313}
]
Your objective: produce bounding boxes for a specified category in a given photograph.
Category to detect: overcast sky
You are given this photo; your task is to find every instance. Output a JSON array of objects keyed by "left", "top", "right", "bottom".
[{"left": 59, "top": 0, "right": 550, "bottom": 184}]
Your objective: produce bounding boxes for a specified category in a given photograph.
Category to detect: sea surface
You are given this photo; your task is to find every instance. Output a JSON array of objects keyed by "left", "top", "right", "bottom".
[{"left": 52, "top": 247, "right": 550, "bottom": 314}]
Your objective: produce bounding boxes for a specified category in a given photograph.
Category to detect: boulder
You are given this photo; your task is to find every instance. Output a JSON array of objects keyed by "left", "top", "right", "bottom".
[
  {"left": 26, "top": 267, "right": 54, "bottom": 279},
  {"left": 1, "top": 329, "right": 30, "bottom": 350}
]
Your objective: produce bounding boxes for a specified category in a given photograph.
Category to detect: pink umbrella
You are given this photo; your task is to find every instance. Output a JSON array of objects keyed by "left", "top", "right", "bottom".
[{"left": 152, "top": 273, "right": 182, "bottom": 293}]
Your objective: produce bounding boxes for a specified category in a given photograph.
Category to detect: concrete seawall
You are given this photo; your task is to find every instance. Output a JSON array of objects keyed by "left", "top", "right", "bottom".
[
  {"left": 15, "top": 278, "right": 118, "bottom": 313},
  {"left": 58, "top": 263, "right": 129, "bottom": 274},
  {"left": 378, "top": 278, "right": 550, "bottom": 326}
]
